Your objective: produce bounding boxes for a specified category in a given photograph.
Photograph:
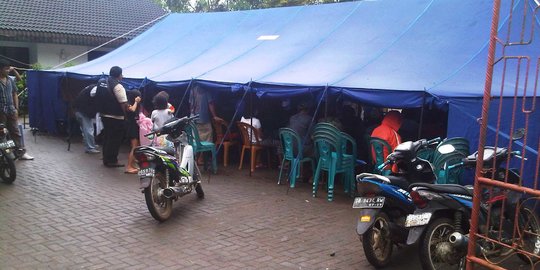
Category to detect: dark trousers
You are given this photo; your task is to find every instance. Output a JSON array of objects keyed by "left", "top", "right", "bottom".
[
  {"left": 102, "top": 117, "right": 125, "bottom": 165},
  {"left": 0, "top": 111, "right": 23, "bottom": 149}
]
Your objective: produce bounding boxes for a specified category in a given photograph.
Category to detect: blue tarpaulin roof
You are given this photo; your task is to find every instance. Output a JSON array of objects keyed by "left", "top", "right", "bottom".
[{"left": 27, "top": 0, "right": 539, "bottom": 183}]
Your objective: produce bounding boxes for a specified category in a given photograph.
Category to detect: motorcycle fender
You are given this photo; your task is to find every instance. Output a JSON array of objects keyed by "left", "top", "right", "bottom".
[
  {"left": 406, "top": 225, "right": 426, "bottom": 245},
  {"left": 139, "top": 164, "right": 157, "bottom": 189},
  {"left": 356, "top": 209, "right": 380, "bottom": 235},
  {"left": 140, "top": 177, "right": 152, "bottom": 189}
]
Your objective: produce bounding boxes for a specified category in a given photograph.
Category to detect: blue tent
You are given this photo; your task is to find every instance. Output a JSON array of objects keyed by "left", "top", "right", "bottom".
[{"left": 27, "top": 0, "right": 539, "bottom": 183}]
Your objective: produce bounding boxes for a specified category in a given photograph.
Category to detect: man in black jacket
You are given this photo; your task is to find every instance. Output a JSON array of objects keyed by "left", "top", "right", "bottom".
[
  {"left": 95, "top": 66, "right": 128, "bottom": 167},
  {"left": 74, "top": 84, "right": 99, "bottom": 154}
]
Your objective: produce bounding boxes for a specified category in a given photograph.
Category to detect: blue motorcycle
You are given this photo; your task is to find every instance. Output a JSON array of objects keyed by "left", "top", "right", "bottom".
[
  {"left": 405, "top": 144, "right": 540, "bottom": 270},
  {"left": 354, "top": 138, "right": 440, "bottom": 268}
]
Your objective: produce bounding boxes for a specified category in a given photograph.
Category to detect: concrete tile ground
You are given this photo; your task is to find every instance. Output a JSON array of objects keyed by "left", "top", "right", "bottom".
[{"left": 0, "top": 129, "right": 525, "bottom": 269}]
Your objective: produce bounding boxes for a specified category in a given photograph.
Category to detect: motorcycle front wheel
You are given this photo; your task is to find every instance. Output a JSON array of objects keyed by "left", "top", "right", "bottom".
[
  {"left": 420, "top": 217, "right": 462, "bottom": 270},
  {"left": 0, "top": 151, "right": 16, "bottom": 184},
  {"left": 361, "top": 212, "right": 393, "bottom": 268},
  {"left": 194, "top": 164, "right": 204, "bottom": 199},
  {"left": 144, "top": 172, "right": 172, "bottom": 221}
]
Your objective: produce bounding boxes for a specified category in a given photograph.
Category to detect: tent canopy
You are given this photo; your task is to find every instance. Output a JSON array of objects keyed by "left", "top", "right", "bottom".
[{"left": 55, "top": 0, "right": 536, "bottom": 98}]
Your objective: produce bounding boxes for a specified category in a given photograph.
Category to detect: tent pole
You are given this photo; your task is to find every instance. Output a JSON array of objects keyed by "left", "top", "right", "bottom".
[
  {"left": 64, "top": 73, "right": 72, "bottom": 151},
  {"left": 418, "top": 91, "right": 426, "bottom": 140},
  {"left": 175, "top": 78, "right": 194, "bottom": 118},
  {"left": 249, "top": 81, "right": 254, "bottom": 177},
  {"left": 324, "top": 85, "right": 328, "bottom": 118}
]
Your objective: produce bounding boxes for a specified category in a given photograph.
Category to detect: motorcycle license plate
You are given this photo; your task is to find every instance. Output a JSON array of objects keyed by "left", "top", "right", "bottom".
[
  {"left": 352, "top": 197, "right": 385, "bottom": 209},
  {"left": 0, "top": 140, "right": 15, "bottom": 149},
  {"left": 405, "top": 213, "right": 432, "bottom": 227},
  {"left": 138, "top": 168, "right": 155, "bottom": 177}
]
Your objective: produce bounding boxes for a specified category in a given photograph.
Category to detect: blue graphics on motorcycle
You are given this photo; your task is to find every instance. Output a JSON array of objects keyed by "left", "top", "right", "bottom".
[
  {"left": 447, "top": 194, "right": 473, "bottom": 208},
  {"left": 363, "top": 179, "right": 412, "bottom": 204}
]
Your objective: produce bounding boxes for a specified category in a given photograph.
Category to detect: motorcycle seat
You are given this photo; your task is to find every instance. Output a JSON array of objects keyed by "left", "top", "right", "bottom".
[
  {"left": 410, "top": 183, "right": 474, "bottom": 196},
  {"left": 357, "top": 173, "right": 410, "bottom": 190}
]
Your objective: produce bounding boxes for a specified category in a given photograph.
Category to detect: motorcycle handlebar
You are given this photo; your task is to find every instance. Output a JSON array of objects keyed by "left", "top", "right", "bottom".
[
  {"left": 377, "top": 159, "right": 392, "bottom": 171},
  {"left": 426, "top": 137, "right": 442, "bottom": 146}
]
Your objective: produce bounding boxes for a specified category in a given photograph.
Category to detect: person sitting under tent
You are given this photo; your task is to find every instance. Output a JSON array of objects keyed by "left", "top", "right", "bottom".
[
  {"left": 370, "top": 110, "right": 403, "bottom": 161},
  {"left": 288, "top": 102, "right": 313, "bottom": 156}
]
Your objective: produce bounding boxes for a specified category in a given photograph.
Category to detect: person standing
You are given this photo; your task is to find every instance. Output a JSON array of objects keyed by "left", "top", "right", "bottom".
[
  {"left": 0, "top": 59, "right": 33, "bottom": 160},
  {"left": 189, "top": 84, "right": 221, "bottom": 143},
  {"left": 73, "top": 84, "right": 100, "bottom": 154},
  {"left": 96, "top": 66, "right": 128, "bottom": 167},
  {"left": 124, "top": 90, "right": 141, "bottom": 174}
]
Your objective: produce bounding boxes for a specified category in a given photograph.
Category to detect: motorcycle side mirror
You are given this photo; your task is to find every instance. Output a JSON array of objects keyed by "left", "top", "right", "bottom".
[
  {"left": 511, "top": 128, "right": 525, "bottom": 141},
  {"left": 437, "top": 144, "right": 456, "bottom": 154}
]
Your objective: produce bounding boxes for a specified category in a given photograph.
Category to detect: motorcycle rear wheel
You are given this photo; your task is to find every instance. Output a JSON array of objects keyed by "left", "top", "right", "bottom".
[
  {"left": 517, "top": 207, "right": 540, "bottom": 263},
  {"left": 0, "top": 151, "right": 16, "bottom": 184},
  {"left": 420, "top": 217, "right": 461, "bottom": 270},
  {"left": 144, "top": 172, "right": 172, "bottom": 221},
  {"left": 361, "top": 212, "right": 393, "bottom": 268}
]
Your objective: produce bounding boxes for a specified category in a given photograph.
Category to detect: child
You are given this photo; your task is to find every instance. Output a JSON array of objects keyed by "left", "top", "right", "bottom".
[
  {"left": 125, "top": 90, "right": 142, "bottom": 174},
  {"left": 151, "top": 91, "right": 173, "bottom": 131}
]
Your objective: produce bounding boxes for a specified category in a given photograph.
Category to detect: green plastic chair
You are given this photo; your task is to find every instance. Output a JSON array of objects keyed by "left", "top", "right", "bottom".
[
  {"left": 340, "top": 132, "right": 363, "bottom": 196},
  {"left": 417, "top": 147, "right": 435, "bottom": 162},
  {"left": 312, "top": 123, "right": 355, "bottom": 201},
  {"left": 369, "top": 137, "right": 392, "bottom": 175},
  {"left": 278, "top": 128, "right": 315, "bottom": 188},
  {"left": 184, "top": 122, "right": 217, "bottom": 174},
  {"left": 437, "top": 137, "right": 470, "bottom": 156},
  {"left": 432, "top": 151, "right": 466, "bottom": 184}
]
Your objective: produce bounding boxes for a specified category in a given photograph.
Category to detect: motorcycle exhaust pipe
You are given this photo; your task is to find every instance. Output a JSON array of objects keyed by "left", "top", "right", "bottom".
[
  {"left": 449, "top": 232, "right": 468, "bottom": 249},
  {"left": 162, "top": 186, "right": 188, "bottom": 199},
  {"left": 162, "top": 187, "right": 181, "bottom": 199},
  {"left": 449, "top": 232, "right": 489, "bottom": 256}
]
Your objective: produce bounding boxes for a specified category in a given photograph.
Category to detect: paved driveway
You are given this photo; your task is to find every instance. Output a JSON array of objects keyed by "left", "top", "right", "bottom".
[{"left": 0, "top": 130, "right": 428, "bottom": 269}]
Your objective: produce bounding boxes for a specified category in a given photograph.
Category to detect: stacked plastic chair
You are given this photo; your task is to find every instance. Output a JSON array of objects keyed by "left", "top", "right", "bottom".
[
  {"left": 312, "top": 123, "right": 355, "bottom": 201},
  {"left": 432, "top": 137, "right": 470, "bottom": 184},
  {"left": 277, "top": 128, "right": 315, "bottom": 188}
]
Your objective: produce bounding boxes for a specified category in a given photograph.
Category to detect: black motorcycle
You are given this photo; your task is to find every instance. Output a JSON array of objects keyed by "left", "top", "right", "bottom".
[
  {"left": 134, "top": 115, "right": 204, "bottom": 221},
  {"left": 0, "top": 123, "right": 17, "bottom": 184},
  {"left": 406, "top": 142, "right": 540, "bottom": 269},
  {"left": 354, "top": 138, "right": 440, "bottom": 268}
]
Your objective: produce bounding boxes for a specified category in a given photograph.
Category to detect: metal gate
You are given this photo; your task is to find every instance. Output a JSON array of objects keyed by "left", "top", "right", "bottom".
[{"left": 467, "top": 0, "right": 540, "bottom": 269}]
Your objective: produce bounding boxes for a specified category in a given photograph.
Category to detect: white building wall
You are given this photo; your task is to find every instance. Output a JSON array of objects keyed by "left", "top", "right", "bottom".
[
  {"left": 36, "top": 43, "right": 89, "bottom": 69},
  {"left": 1, "top": 41, "right": 113, "bottom": 69}
]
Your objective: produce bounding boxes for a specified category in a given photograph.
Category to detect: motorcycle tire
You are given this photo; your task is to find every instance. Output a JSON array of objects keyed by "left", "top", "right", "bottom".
[
  {"left": 0, "top": 151, "right": 16, "bottom": 184},
  {"left": 361, "top": 212, "right": 393, "bottom": 268},
  {"left": 195, "top": 183, "right": 204, "bottom": 199},
  {"left": 144, "top": 172, "right": 172, "bottom": 222},
  {"left": 419, "top": 217, "right": 459, "bottom": 270},
  {"left": 517, "top": 207, "right": 540, "bottom": 263}
]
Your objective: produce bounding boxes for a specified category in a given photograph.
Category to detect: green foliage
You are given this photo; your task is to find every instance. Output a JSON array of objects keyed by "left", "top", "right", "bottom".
[
  {"left": 15, "top": 72, "right": 28, "bottom": 114},
  {"left": 14, "top": 62, "right": 44, "bottom": 114},
  {"left": 156, "top": 0, "right": 355, "bottom": 12}
]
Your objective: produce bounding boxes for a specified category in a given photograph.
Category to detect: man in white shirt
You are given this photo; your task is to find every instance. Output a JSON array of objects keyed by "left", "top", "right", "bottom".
[{"left": 96, "top": 66, "right": 128, "bottom": 167}]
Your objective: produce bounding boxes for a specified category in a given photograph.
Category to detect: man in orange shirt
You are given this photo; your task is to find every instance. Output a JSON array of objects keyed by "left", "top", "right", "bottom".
[{"left": 371, "top": 110, "right": 403, "bottom": 161}]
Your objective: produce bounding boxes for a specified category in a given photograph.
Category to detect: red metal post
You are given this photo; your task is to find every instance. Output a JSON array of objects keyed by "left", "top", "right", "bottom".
[{"left": 466, "top": 0, "right": 502, "bottom": 269}]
